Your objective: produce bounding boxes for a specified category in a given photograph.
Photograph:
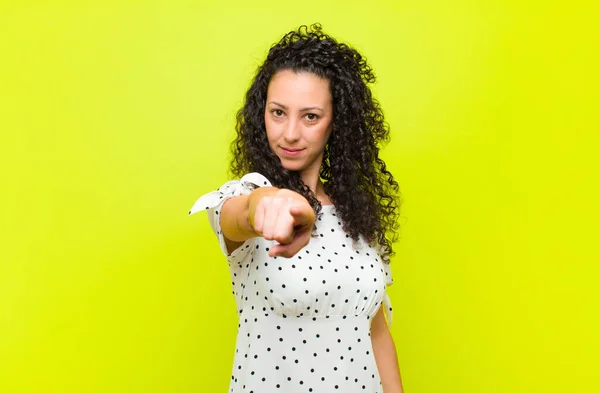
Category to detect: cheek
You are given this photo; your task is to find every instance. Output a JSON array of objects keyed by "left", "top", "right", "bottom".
[
  {"left": 310, "top": 123, "right": 332, "bottom": 145},
  {"left": 264, "top": 115, "right": 275, "bottom": 141},
  {"left": 264, "top": 122, "right": 282, "bottom": 151}
]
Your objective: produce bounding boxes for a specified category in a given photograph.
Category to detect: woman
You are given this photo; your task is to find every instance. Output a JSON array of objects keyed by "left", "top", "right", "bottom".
[{"left": 190, "top": 24, "right": 404, "bottom": 393}]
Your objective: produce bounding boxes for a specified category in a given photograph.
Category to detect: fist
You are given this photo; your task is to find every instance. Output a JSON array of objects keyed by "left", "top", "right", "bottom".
[{"left": 250, "top": 189, "right": 315, "bottom": 258}]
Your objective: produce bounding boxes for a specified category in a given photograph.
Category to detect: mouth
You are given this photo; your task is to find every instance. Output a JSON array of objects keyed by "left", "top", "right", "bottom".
[{"left": 280, "top": 146, "right": 305, "bottom": 157}]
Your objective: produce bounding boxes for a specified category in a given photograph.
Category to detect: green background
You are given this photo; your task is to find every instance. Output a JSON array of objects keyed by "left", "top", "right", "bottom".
[{"left": 1, "top": 1, "right": 598, "bottom": 392}]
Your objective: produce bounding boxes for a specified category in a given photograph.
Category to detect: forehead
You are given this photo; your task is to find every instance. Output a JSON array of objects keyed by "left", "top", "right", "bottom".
[{"left": 267, "top": 70, "right": 331, "bottom": 105}]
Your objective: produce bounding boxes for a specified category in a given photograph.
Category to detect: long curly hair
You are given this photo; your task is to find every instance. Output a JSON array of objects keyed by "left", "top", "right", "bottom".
[{"left": 230, "top": 23, "right": 401, "bottom": 262}]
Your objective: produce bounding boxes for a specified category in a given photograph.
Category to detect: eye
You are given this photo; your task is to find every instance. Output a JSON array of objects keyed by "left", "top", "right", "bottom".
[
  {"left": 305, "top": 113, "right": 319, "bottom": 122},
  {"left": 272, "top": 109, "right": 285, "bottom": 117}
]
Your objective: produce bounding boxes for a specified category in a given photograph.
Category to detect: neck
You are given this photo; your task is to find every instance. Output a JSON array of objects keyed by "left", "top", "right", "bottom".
[{"left": 299, "top": 168, "right": 329, "bottom": 205}]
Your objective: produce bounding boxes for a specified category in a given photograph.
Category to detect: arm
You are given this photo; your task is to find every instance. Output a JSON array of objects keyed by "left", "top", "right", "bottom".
[{"left": 371, "top": 306, "right": 404, "bottom": 393}]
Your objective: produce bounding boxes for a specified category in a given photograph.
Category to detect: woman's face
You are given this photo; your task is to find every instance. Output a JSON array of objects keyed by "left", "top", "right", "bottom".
[{"left": 264, "top": 70, "right": 333, "bottom": 176}]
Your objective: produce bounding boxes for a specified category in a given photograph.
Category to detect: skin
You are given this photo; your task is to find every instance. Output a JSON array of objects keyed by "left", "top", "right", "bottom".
[{"left": 218, "top": 69, "right": 404, "bottom": 392}]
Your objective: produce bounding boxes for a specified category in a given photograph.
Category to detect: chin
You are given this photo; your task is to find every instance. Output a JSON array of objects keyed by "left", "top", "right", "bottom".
[
  {"left": 278, "top": 158, "right": 305, "bottom": 172},
  {"left": 281, "top": 163, "right": 304, "bottom": 172}
]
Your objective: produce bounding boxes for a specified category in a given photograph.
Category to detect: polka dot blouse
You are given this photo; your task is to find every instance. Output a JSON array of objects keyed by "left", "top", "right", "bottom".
[{"left": 189, "top": 173, "right": 394, "bottom": 393}]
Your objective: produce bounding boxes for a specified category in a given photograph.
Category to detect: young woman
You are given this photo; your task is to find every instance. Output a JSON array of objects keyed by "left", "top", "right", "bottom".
[{"left": 190, "top": 24, "right": 404, "bottom": 393}]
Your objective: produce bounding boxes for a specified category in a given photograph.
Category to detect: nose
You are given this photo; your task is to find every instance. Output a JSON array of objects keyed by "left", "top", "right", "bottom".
[{"left": 283, "top": 118, "right": 301, "bottom": 143}]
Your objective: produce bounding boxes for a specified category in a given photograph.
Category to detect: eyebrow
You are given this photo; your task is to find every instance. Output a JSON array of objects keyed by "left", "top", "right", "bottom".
[{"left": 268, "top": 101, "right": 324, "bottom": 112}]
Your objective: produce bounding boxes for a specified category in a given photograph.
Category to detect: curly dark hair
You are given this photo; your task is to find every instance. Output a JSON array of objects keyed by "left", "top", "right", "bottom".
[{"left": 230, "top": 23, "right": 401, "bottom": 262}]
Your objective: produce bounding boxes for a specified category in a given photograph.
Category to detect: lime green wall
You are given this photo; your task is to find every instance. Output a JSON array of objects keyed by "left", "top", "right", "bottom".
[{"left": 1, "top": 1, "right": 597, "bottom": 392}]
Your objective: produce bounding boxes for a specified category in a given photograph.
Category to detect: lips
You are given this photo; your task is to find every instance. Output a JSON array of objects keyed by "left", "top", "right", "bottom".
[{"left": 280, "top": 146, "right": 305, "bottom": 157}]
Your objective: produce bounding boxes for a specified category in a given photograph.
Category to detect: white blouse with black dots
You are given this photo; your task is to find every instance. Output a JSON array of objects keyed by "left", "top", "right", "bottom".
[{"left": 189, "top": 173, "right": 394, "bottom": 393}]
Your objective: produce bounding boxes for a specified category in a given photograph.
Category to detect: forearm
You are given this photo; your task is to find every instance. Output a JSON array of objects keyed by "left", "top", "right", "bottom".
[{"left": 371, "top": 309, "right": 404, "bottom": 393}]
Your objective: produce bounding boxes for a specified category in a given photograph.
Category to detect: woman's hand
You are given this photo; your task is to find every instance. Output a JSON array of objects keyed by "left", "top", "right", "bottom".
[{"left": 249, "top": 189, "right": 315, "bottom": 258}]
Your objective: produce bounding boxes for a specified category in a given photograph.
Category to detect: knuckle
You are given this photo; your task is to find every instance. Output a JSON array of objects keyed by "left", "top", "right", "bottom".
[{"left": 276, "top": 233, "right": 293, "bottom": 244}]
